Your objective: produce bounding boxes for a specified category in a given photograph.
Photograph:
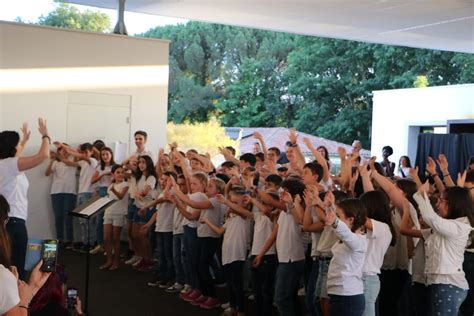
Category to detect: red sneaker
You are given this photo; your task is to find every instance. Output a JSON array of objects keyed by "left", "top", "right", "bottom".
[
  {"left": 179, "top": 288, "right": 194, "bottom": 301},
  {"left": 200, "top": 297, "right": 220, "bottom": 309},
  {"left": 182, "top": 289, "right": 201, "bottom": 302},
  {"left": 190, "top": 295, "right": 208, "bottom": 306}
]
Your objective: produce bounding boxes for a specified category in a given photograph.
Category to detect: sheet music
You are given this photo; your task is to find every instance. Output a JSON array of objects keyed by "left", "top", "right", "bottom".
[{"left": 79, "top": 197, "right": 114, "bottom": 217}]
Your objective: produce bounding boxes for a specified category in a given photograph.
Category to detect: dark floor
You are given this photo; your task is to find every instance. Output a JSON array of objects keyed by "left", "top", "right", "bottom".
[{"left": 60, "top": 249, "right": 223, "bottom": 316}]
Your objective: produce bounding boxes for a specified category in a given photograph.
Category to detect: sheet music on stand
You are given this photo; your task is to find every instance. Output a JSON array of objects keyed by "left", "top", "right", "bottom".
[{"left": 70, "top": 196, "right": 117, "bottom": 219}]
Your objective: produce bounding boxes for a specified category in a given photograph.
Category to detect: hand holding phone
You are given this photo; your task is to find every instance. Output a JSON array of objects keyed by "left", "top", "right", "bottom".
[
  {"left": 67, "top": 288, "right": 78, "bottom": 309},
  {"left": 41, "top": 239, "right": 58, "bottom": 272}
]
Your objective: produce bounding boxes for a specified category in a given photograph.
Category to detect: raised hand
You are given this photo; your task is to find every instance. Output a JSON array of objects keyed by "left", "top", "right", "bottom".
[
  {"left": 28, "top": 260, "right": 51, "bottom": 296},
  {"left": 426, "top": 156, "right": 437, "bottom": 175},
  {"left": 280, "top": 191, "right": 293, "bottom": 204},
  {"left": 457, "top": 170, "right": 467, "bottom": 187},
  {"left": 37, "top": 118, "right": 49, "bottom": 137},
  {"left": 288, "top": 128, "right": 298, "bottom": 145},
  {"left": 408, "top": 166, "right": 419, "bottom": 178},
  {"left": 254, "top": 131, "right": 263, "bottom": 141},
  {"left": 436, "top": 154, "right": 449, "bottom": 173},
  {"left": 20, "top": 122, "right": 31, "bottom": 144}
]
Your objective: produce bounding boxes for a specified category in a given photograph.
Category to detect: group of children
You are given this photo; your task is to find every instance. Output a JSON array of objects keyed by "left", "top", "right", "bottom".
[{"left": 45, "top": 129, "right": 474, "bottom": 316}]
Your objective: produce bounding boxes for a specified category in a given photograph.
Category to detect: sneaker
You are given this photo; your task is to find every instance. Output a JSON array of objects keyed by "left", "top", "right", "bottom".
[
  {"left": 158, "top": 280, "right": 172, "bottom": 289},
  {"left": 190, "top": 295, "right": 208, "bottom": 306},
  {"left": 90, "top": 244, "right": 104, "bottom": 255},
  {"left": 166, "top": 283, "right": 183, "bottom": 293},
  {"left": 248, "top": 294, "right": 254, "bottom": 301},
  {"left": 182, "top": 289, "right": 201, "bottom": 302},
  {"left": 222, "top": 307, "right": 235, "bottom": 316},
  {"left": 179, "top": 288, "right": 193, "bottom": 300},
  {"left": 137, "top": 260, "right": 153, "bottom": 272},
  {"left": 76, "top": 245, "right": 88, "bottom": 254},
  {"left": 125, "top": 255, "right": 141, "bottom": 265},
  {"left": 147, "top": 273, "right": 161, "bottom": 287},
  {"left": 200, "top": 297, "right": 220, "bottom": 309},
  {"left": 180, "top": 284, "right": 191, "bottom": 294},
  {"left": 220, "top": 302, "right": 230, "bottom": 309},
  {"left": 132, "top": 257, "right": 144, "bottom": 267}
]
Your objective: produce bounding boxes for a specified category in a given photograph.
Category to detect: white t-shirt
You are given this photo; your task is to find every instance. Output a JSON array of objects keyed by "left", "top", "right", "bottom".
[
  {"left": 0, "top": 265, "right": 20, "bottom": 314},
  {"left": 310, "top": 207, "right": 322, "bottom": 257},
  {"left": 251, "top": 211, "right": 276, "bottom": 256},
  {"left": 105, "top": 181, "right": 129, "bottom": 216},
  {"left": 0, "top": 157, "right": 29, "bottom": 220},
  {"left": 197, "top": 197, "right": 225, "bottom": 238},
  {"left": 327, "top": 221, "right": 367, "bottom": 296},
  {"left": 222, "top": 213, "right": 249, "bottom": 265},
  {"left": 183, "top": 192, "right": 207, "bottom": 228},
  {"left": 133, "top": 175, "right": 156, "bottom": 208},
  {"left": 50, "top": 160, "right": 77, "bottom": 195},
  {"left": 155, "top": 193, "right": 175, "bottom": 233},
  {"left": 276, "top": 207, "right": 305, "bottom": 263},
  {"left": 363, "top": 219, "right": 392, "bottom": 276},
  {"left": 173, "top": 207, "right": 185, "bottom": 235},
  {"left": 130, "top": 148, "right": 156, "bottom": 163},
  {"left": 77, "top": 158, "right": 98, "bottom": 194},
  {"left": 95, "top": 165, "right": 112, "bottom": 188}
]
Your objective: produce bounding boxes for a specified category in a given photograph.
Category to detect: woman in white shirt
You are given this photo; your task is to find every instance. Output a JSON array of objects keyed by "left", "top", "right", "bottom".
[
  {"left": 0, "top": 119, "right": 50, "bottom": 280},
  {"left": 411, "top": 184, "right": 473, "bottom": 316},
  {"left": 0, "top": 195, "right": 51, "bottom": 316},
  {"left": 359, "top": 190, "right": 395, "bottom": 316},
  {"left": 44, "top": 145, "right": 77, "bottom": 248},
  {"left": 324, "top": 195, "right": 368, "bottom": 316},
  {"left": 395, "top": 156, "right": 412, "bottom": 179}
]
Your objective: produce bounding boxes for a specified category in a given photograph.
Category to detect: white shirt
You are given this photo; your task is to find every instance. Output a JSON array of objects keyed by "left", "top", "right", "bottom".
[
  {"left": 316, "top": 226, "right": 339, "bottom": 257},
  {"left": 50, "top": 160, "right": 77, "bottom": 194},
  {"left": 0, "top": 157, "right": 29, "bottom": 220},
  {"left": 95, "top": 165, "right": 112, "bottom": 188},
  {"left": 130, "top": 148, "right": 156, "bottom": 163},
  {"left": 363, "top": 219, "right": 392, "bottom": 276},
  {"left": 183, "top": 192, "right": 207, "bottom": 228},
  {"left": 173, "top": 207, "right": 185, "bottom": 235},
  {"left": 198, "top": 197, "right": 225, "bottom": 238},
  {"left": 0, "top": 265, "right": 20, "bottom": 314},
  {"left": 382, "top": 210, "right": 409, "bottom": 271},
  {"left": 77, "top": 158, "right": 98, "bottom": 194},
  {"left": 105, "top": 181, "right": 129, "bottom": 216},
  {"left": 133, "top": 175, "right": 156, "bottom": 208},
  {"left": 222, "top": 213, "right": 249, "bottom": 265},
  {"left": 276, "top": 207, "right": 305, "bottom": 263},
  {"left": 310, "top": 207, "right": 322, "bottom": 257},
  {"left": 251, "top": 211, "right": 276, "bottom": 256},
  {"left": 411, "top": 229, "right": 431, "bottom": 285},
  {"left": 414, "top": 192, "right": 472, "bottom": 290},
  {"left": 327, "top": 221, "right": 367, "bottom": 296},
  {"left": 155, "top": 193, "right": 175, "bottom": 233}
]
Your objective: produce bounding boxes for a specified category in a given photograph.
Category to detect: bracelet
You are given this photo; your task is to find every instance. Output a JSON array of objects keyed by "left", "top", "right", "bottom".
[
  {"left": 42, "top": 135, "right": 51, "bottom": 143},
  {"left": 19, "top": 305, "right": 28, "bottom": 310},
  {"left": 443, "top": 173, "right": 450, "bottom": 177},
  {"left": 430, "top": 173, "right": 439, "bottom": 178}
]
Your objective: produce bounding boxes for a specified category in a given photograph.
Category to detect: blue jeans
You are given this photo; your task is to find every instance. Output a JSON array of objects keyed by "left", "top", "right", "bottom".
[
  {"left": 274, "top": 260, "right": 305, "bottom": 316},
  {"left": 315, "top": 258, "right": 330, "bottom": 299},
  {"left": 306, "top": 258, "right": 320, "bottom": 316},
  {"left": 251, "top": 254, "right": 278, "bottom": 316},
  {"left": 183, "top": 225, "right": 199, "bottom": 289},
  {"left": 156, "top": 231, "right": 174, "bottom": 282},
  {"left": 460, "top": 252, "right": 474, "bottom": 316},
  {"left": 6, "top": 218, "right": 28, "bottom": 280},
  {"left": 95, "top": 187, "right": 108, "bottom": 245},
  {"left": 78, "top": 192, "right": 93, "bottom": 244},
  {"left": 51, "top": 193, "right": 76, "bottom": 242},
  {"left": 173, "top": 234, "right": 185, "bottom": 285},
  {"left": 362, "top": 275, "right": 380, "bottom": 316},
  {"left": 430, "top": 283, "right": 467, "bottom": 316},
  {"left": 329, "top": 294, "right": 365, "bottom": 316}
]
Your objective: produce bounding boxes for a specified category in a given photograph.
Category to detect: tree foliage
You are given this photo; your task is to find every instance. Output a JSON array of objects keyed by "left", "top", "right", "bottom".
[
  {"left": 142, "top": 22, "right": 473, "bottom": 146},
  {"left": 38, "top": 3, "right": 111, "bottom": 33},
  {"left": 167, "top": 120, "right": 238, "bottom": 157}
]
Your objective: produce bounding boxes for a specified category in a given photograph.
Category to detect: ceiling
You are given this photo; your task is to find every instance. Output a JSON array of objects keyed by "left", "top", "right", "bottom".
[{"left": 64, "top": 0, "right": 474, "bottom": 53}]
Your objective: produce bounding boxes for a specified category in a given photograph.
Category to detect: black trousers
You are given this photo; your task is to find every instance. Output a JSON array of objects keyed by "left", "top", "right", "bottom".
[{"left": 6, "top": 217, "right": 28, "bottom": 280}]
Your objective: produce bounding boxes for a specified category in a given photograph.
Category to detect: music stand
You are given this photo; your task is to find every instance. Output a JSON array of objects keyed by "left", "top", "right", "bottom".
[{"left": 69, "top": 196, "right": 117, "bottom": 316}]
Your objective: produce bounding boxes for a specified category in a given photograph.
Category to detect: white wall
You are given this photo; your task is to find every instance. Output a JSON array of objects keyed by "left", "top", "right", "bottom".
[
  {"left": 0, "top": 22, "right": 170, "bottom": 239},
  {"left": 371, "top": 84, "right": 474, "bottom": 168}
]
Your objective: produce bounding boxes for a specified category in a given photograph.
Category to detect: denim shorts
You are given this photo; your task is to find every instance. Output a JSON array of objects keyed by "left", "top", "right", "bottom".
[
  {"left": 127, "top": 198, "right": 137, "bottom": 221},
  {"left": 315, "top": 257, "right": 331, "bottom": 299},
  {"left": 133, "top": 207, "right": 155, "bottom": 224}
]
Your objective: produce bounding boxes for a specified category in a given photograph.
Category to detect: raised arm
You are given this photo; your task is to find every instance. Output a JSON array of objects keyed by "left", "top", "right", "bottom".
[
  {"left": 427, "top": 156, "right": 445, "bottom": 194},
  {"left": 17, "top": 119, "right": 50, "bottom": 172},
  {"left": 253, "top": 132, "right": 268, "bottom": 158},
  {"left": 359, "top": 164, "right": 374, "bottom": 192},
  {"left": 218, "top": 194, "right": 253, "bottom": 219},
  {"left": 437, "top": 154, "right": 455, "bottom": 187},
  {"left": 201, "top": 217, "right": 225, "bottom": 235},
  {"left": 399, "top": 198, "right": 423, "bottom": 238},
  {"left": 15, "top": 123, "right": 31, "bottom": 157},
  {"left": 371, "top": 169, "right": 405, "bottom": 211},
  {"left": 303, "top": 137, "right": 330, "bottom": 182}
]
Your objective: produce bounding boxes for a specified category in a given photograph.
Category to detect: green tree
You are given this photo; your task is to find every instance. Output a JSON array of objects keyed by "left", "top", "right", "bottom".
[{"left": 38, "top": 3, "right": 111, "bottom": 33}]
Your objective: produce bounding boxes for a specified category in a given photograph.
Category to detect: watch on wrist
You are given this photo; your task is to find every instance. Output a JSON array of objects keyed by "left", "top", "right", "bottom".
[{"left": 331, "top": 218, "right": 339, "bottom": 229}]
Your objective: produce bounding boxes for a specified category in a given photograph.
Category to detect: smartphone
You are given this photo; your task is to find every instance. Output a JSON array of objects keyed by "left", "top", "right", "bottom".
[
  {"left": 41, "top": 239, "right": 58, "bottom": 272},
  {"left": 67, "top": 288, "right": 78, "bottom": 309}
]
